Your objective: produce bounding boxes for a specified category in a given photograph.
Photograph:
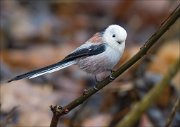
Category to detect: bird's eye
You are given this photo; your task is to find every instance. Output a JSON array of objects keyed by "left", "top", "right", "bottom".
[{"left": 112, "top": 34, "right": 116, "bottom": 38}]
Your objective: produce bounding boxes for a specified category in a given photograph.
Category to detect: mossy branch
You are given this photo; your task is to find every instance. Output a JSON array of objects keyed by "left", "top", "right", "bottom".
[
  {"left": 50, "top": 4, "right": 180, "bottom": 127},
  {"left": 116, "top": 58, "right": 180, "bottom": 127}
]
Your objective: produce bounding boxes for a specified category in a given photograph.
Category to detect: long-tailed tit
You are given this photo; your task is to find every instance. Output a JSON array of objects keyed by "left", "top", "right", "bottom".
[{"left": 8, "top": 25, "right": 127, "bottom": 82}]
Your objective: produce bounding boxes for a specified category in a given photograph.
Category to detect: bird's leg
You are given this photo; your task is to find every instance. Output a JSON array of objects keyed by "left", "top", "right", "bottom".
[
  {"left": 95, "top": 75, "right": 100, "bottom": 83},
  {"left": 109, "top": 69, "right": 115, "bottom": 81},
  {"left": 94, "top": 75, "right": 99, "bottom": 90}
]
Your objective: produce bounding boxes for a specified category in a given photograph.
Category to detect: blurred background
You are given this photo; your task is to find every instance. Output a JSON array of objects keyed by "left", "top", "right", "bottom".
[{"left": 0, "top": 0, "right": 179, "bottom": 127}]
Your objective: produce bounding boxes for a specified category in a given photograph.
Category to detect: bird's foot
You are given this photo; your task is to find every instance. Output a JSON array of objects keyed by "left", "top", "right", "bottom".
[
  {"left": 95, "top": 75, "right": 100, "bottom": 83},
  {"left": 83, "top": 89, "right": 88, "bottom": 95},
  {"left": 109, "top": 69, "right": 115, "bottom": 81},
  {"left": 93, "top": 86, "right": 99, "bottom": 91}
]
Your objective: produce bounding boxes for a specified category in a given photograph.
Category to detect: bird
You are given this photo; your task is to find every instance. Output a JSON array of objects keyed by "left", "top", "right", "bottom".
[{"left": 8, "top": 24, "right": 127, "bottom": 83}]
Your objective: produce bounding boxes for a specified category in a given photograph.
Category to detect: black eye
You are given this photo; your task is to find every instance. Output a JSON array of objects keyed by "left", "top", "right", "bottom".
[{"left": 112, "top": 34, "right": 116, "bottom": 37}]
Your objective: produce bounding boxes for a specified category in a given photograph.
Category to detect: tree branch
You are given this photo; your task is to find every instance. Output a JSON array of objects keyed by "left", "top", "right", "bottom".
[
  {"left": 50, "top": 4, "right": 180, "bottom": 127},
  {"left": 165, "top": 98, "right": 180, "bottom": 127},
  {"left": 116, "top": 58, "right": 180, "bottom": 127}
]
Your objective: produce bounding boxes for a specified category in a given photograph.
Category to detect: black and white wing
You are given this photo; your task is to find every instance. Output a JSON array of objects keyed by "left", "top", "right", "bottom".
[{"left": 8, "top": 43, "right": 106, "bottom": 82}]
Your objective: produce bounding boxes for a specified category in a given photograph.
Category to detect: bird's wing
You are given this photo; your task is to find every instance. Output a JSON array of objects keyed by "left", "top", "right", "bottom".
[
  {"left": 8, "top": 43, "right": 106, "bottom": 82},
  {"left": 64, "top": 43, "right": 106, "bottom": 61}
]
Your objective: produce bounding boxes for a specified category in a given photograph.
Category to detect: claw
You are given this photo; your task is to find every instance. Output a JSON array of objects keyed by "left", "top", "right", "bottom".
[
  {"left": 83, "top": 89, "right": 88, "bottom": 95},
  {"left": 109, "top": 71, "right": 115, "bottom": 81},
  {"left": 109, "top": 75, "right": 115, "bottom": 81},
  {"left": 93, "top": 86, "right": 99, "bottom": 91}
]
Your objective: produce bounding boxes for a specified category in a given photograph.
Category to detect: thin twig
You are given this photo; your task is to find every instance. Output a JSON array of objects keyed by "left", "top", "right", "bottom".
[
  {"left": 49, "top": 4, "right": 180, "bottom": 127},
  {"left": 116, "top": 58, "right": 180, "bottom": 127},
  {"left": 165, "top": 98, "right": 180, "bottom": 127}
]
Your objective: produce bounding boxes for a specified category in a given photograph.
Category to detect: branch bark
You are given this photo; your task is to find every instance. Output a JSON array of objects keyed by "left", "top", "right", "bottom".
[
  {"left": 165, "top": 98, "right": 180, "bottom": 127},
  {"left": 116, "top": 58, "right": 180, "bottom": 127},
  {"left": 50, "top": 4, "right": 180, "bottom": 127}
]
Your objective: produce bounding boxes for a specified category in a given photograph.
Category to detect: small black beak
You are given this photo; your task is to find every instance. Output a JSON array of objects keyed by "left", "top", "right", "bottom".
[{"left": 117, "top": 41, "right": 122, "bottom": 44}]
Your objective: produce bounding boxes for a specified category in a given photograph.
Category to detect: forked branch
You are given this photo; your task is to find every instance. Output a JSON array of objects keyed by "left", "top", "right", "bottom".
[{"left": 50, "top": 4, "right": 180, "bottom": 127}]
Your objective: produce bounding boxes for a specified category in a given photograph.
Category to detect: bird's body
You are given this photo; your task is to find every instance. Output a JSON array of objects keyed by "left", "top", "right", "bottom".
[
  {"left": 77, "top": 43, "right": 124, "bottom": 74},
  {"left": 8, "top": 25, "right": 127, "bottom": 82}
]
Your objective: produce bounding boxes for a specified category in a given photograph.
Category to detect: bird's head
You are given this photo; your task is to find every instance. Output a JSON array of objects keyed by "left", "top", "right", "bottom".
[{"left": 103, "top": 25, "right": 127, "bottom": 51}]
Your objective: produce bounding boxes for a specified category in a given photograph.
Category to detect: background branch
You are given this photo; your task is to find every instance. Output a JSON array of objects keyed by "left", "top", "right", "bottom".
[
  {"left": 50, "top": 4, "right": 180, "bottom": 127},
  {"left": 116, "top": 58, "right": 180, "bottom": 127},
  {"left": 165, "top": 98, "right": 180, "bottom": 127}
]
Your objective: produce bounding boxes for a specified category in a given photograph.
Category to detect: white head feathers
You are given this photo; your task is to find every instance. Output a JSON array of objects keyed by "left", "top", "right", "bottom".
[{"left": 103, "top": 24, "right": 127, "bottom": 51}]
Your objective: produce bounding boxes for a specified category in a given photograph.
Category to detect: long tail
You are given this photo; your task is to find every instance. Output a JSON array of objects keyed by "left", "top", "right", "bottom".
[{"left": 8, "top": 60, "right": 76, "bottom": 82}]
